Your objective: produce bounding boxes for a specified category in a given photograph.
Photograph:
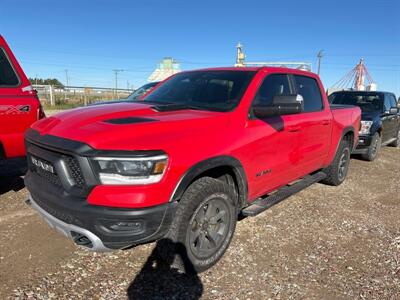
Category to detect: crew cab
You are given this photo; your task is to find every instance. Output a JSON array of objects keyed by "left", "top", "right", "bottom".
[
  {"left": 329, "top": 90, "right": 400, "bottom": 161},
  {"left": 25, "top": 67, "right": 361, "bottom": 272},
  {"left": 0, "top": 35, "right": 44, "bottom": 172}
]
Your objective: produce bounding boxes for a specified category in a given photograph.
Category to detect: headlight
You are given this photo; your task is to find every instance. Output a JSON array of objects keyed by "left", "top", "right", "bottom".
[
  {"left": 359, "top": 121, "right": 373, "bottom": 135},
  {"left": 91, "top": 155, "right": 168, "bottom": 185}
]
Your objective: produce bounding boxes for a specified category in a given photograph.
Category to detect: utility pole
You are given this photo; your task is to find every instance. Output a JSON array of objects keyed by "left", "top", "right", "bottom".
[
  {"left": 64, "top": 69, "right": 69, "bottom": 101},
  {"left": 317, "top": 50, "right": 324, "bottom": 75},
  {"left": 113, "top": 69, "right": 124, "bottom": 99},
  {"left": 64, "top": 69, "right": 69, "bottom": 86},
  {"left": 49, "top": 85, "right": 54, "bottom": 107}
]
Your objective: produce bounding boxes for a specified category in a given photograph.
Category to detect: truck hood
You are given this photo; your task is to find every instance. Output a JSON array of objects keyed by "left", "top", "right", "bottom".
[{"left": 31, "top": 102, "right": 230, "bottom": 150}]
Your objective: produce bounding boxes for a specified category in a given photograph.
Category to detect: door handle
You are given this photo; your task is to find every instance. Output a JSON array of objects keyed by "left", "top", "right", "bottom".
[
  {"left": 321, "top": 119, "right": 330, "bottom": 125},
  {"left": 287, "top": 125, "right": 301, "bottom": 132}
]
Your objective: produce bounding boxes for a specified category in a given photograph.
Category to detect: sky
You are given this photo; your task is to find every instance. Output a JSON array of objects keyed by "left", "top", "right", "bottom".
[{"left": 0, "top": 0, "right": 399, "bottom": 95}]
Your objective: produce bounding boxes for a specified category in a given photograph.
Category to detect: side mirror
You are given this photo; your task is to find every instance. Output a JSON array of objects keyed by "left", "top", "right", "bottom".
[{"left": 253, "top": 94, "right": 304, "bottom": 118}]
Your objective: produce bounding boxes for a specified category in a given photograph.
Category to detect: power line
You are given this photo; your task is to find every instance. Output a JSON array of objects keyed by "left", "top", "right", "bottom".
[
  {"left": 11, "top": 40, "right": 400, "bottom": 59},
  {"left": 20, "top": 59, "right": 155, "bottom": 72}
]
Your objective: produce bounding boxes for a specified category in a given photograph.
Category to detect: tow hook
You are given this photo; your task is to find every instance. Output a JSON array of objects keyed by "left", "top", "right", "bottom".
[{"left": 25, "top": 198, "right": 31, "bottom": 206}]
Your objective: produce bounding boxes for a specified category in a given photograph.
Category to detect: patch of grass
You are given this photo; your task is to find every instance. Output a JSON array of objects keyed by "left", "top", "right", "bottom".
[
  {"left": 43, "top": 102, "right": 82, "bottom": 110},
  {"left": 42, "top": 95, "right": 85, "bottom": 110}
]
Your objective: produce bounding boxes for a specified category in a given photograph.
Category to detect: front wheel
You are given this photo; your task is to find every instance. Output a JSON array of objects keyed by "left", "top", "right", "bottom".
[
  {"left": 160, "top": 177, "right": 237, "bottom": 273},
  {"left": 361, "top": 132, "right": 381, "bottom": 161}
]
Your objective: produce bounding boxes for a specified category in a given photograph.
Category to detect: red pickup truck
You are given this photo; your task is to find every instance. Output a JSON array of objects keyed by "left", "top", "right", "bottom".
[
  {"left": 25, "top": 67, "right": 361, "bottom": 272},
  {"left": 0, "top": 35, "right": 44, "bottom": 172}
]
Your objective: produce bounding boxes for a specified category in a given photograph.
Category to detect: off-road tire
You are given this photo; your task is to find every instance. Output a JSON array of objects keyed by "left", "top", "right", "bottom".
[
  {"left": 361, "top": 132, "right": 381, "bottom": 161},
  {"left": 321, "top": 139, "right": 351, "bottom": 186},
  {"left": 157, "top": 177, "right": 237, "bottom": 273},
  {"left": 388, "top": 128, "right": 400, "bottom": 147}
]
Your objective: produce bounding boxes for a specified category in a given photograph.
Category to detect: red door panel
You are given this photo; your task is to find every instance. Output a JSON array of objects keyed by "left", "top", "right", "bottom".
[
  {"left": 235, "top": 113, "right": 304, "bottom": 200},
  {"left": 292, "top": 74, "right": 332, "bottom": 177},
  {"left": 295, "top": 110, "right": 332, "bottom": 176}
]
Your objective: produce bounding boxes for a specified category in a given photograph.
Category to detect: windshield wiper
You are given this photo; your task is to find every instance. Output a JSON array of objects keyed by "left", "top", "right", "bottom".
[{"left": 150, "top": 103, "right": 207, "bottom": 112}]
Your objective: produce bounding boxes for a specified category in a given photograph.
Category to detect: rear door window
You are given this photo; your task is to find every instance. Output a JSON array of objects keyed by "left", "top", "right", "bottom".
[
  {"left": 293, "top": 75, "right": 323, "bottom": 112},
  {"left": 253, "top": 74, "right": 291, "bottom": 107},
  {"left": 388, "top": 94, "right": 397, "bottom": 109},
  {"left": 384, "top": 94, "right": 392, "bottom": 112},
  {"left": 0, "top": 48, "right": 19, "bottom": 86}
]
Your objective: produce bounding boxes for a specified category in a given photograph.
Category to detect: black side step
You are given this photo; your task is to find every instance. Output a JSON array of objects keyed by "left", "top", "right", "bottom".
[{"left": 241, "top": 171, "right": 327, "bottom": 217}]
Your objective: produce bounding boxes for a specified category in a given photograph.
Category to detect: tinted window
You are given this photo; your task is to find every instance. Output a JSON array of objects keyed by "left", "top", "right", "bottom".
[
  {"left": 143, "top": 71, "right": 256, "bottom": 111},
  {"left": 330, "top": 92, "right": 383, "bottom": 113},
  {"left": 384, "top": 95, "right": 392, "bottom": 112},
  {"left": 253, "top": 74, "right": 291, "bottom": 107},
  {"left": 294, "top": 75, "right": 323, "bottom": 112},
  {"left": 0, "top": 48, "right": 19, "bottom": 86},
  {"left": 388, "top": 94, "right": 397, "bottom": 108},
  {"left": 127, "top": 82, "right": 159, "bottom": 100}
]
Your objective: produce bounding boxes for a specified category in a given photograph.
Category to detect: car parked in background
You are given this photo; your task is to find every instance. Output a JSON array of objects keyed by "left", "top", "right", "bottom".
[
  {"left": 91, "top": 82, "right": 160, "bottom": 106},
  {"left": 126, "top": 81, "right": 160, "bottom": 101},
  {"left": 329, "top": 91, "right": 400, "bottom": 161},
  {"left": 0, "top": 35, "right": 45, "bottom": 173}
]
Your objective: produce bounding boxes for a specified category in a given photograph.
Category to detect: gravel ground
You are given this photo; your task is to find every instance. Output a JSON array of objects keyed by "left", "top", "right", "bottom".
[{"left": 0, "top": 147, "right": 399, "bottom": 300}]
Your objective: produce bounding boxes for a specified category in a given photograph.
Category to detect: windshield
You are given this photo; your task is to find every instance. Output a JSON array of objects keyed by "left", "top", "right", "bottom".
[
  {"left": 140, "top": 70, "right": 256, "bottom": 111},
  {"left": 329, "top": 92, "right": 383, "bottom": 112},
  {"left": 127, "top": 82, "right": 159, "bottom": 100}
]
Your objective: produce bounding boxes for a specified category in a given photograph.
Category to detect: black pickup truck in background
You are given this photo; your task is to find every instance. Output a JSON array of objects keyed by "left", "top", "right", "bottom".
[{"left": 329, "top": 91, "right": 400, "bottom": 161}]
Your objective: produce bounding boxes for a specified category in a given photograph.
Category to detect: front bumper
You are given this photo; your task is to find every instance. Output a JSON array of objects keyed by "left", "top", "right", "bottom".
[
  {"left": 24, "top": 129, "right": 174, "bottom": 208},
  {"left": 25, "top": 173, "right": 177, "bottom": 251},
  {"left": 353, "top": 134, "right": 373, "bottom": 154},
  {"left": 28, "top": 196, "right": 111, "bottom": 251}
]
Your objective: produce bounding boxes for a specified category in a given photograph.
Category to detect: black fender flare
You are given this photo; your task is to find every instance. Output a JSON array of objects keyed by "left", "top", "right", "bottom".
[
  {"left": 371, "top": 120, "right": 382, "bottom": 136},
  {"left": 324, "top": 126, "right": 356, "bottom": 169},
  {"left": 170, "top": 155, "right": 248, "bottom": 208},
  {"left": 338, "top": 126, "right": 356, "bottom": 152}
]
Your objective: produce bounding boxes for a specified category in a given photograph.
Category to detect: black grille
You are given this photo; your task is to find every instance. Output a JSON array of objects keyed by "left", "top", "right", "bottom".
[
  {"left": 36, "top": 167, "right": 62, "bottom": 187},
  {"left": 28, "top": 155, "right": 62, "bottom": 187},
  {"left": 27, "top": 147, "right": 85, "bottom": 189},
  {"left": 65, "top": 156, "right": 85, "bottom": 187}
]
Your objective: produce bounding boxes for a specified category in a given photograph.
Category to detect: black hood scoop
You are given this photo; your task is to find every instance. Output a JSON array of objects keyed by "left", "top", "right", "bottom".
[{"left": 104, "top": 116, "right": 158, "bottom": 125}]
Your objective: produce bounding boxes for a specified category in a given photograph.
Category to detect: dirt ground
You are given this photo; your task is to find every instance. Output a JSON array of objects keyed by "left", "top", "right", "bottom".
[{"left": 0, "top": 147, "right": 399, "bottom": 300}]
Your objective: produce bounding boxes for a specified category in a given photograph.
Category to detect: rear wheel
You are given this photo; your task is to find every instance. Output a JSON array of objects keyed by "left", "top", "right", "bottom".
[
  {"left": 361, "top": 132, "right": 381, "bottom": 161},
  {"left": 322, "top": 139, "right": 351, "bottom": 186},
  {"left": 159, "top": 177, "right": 237, "bottom": 273}
]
